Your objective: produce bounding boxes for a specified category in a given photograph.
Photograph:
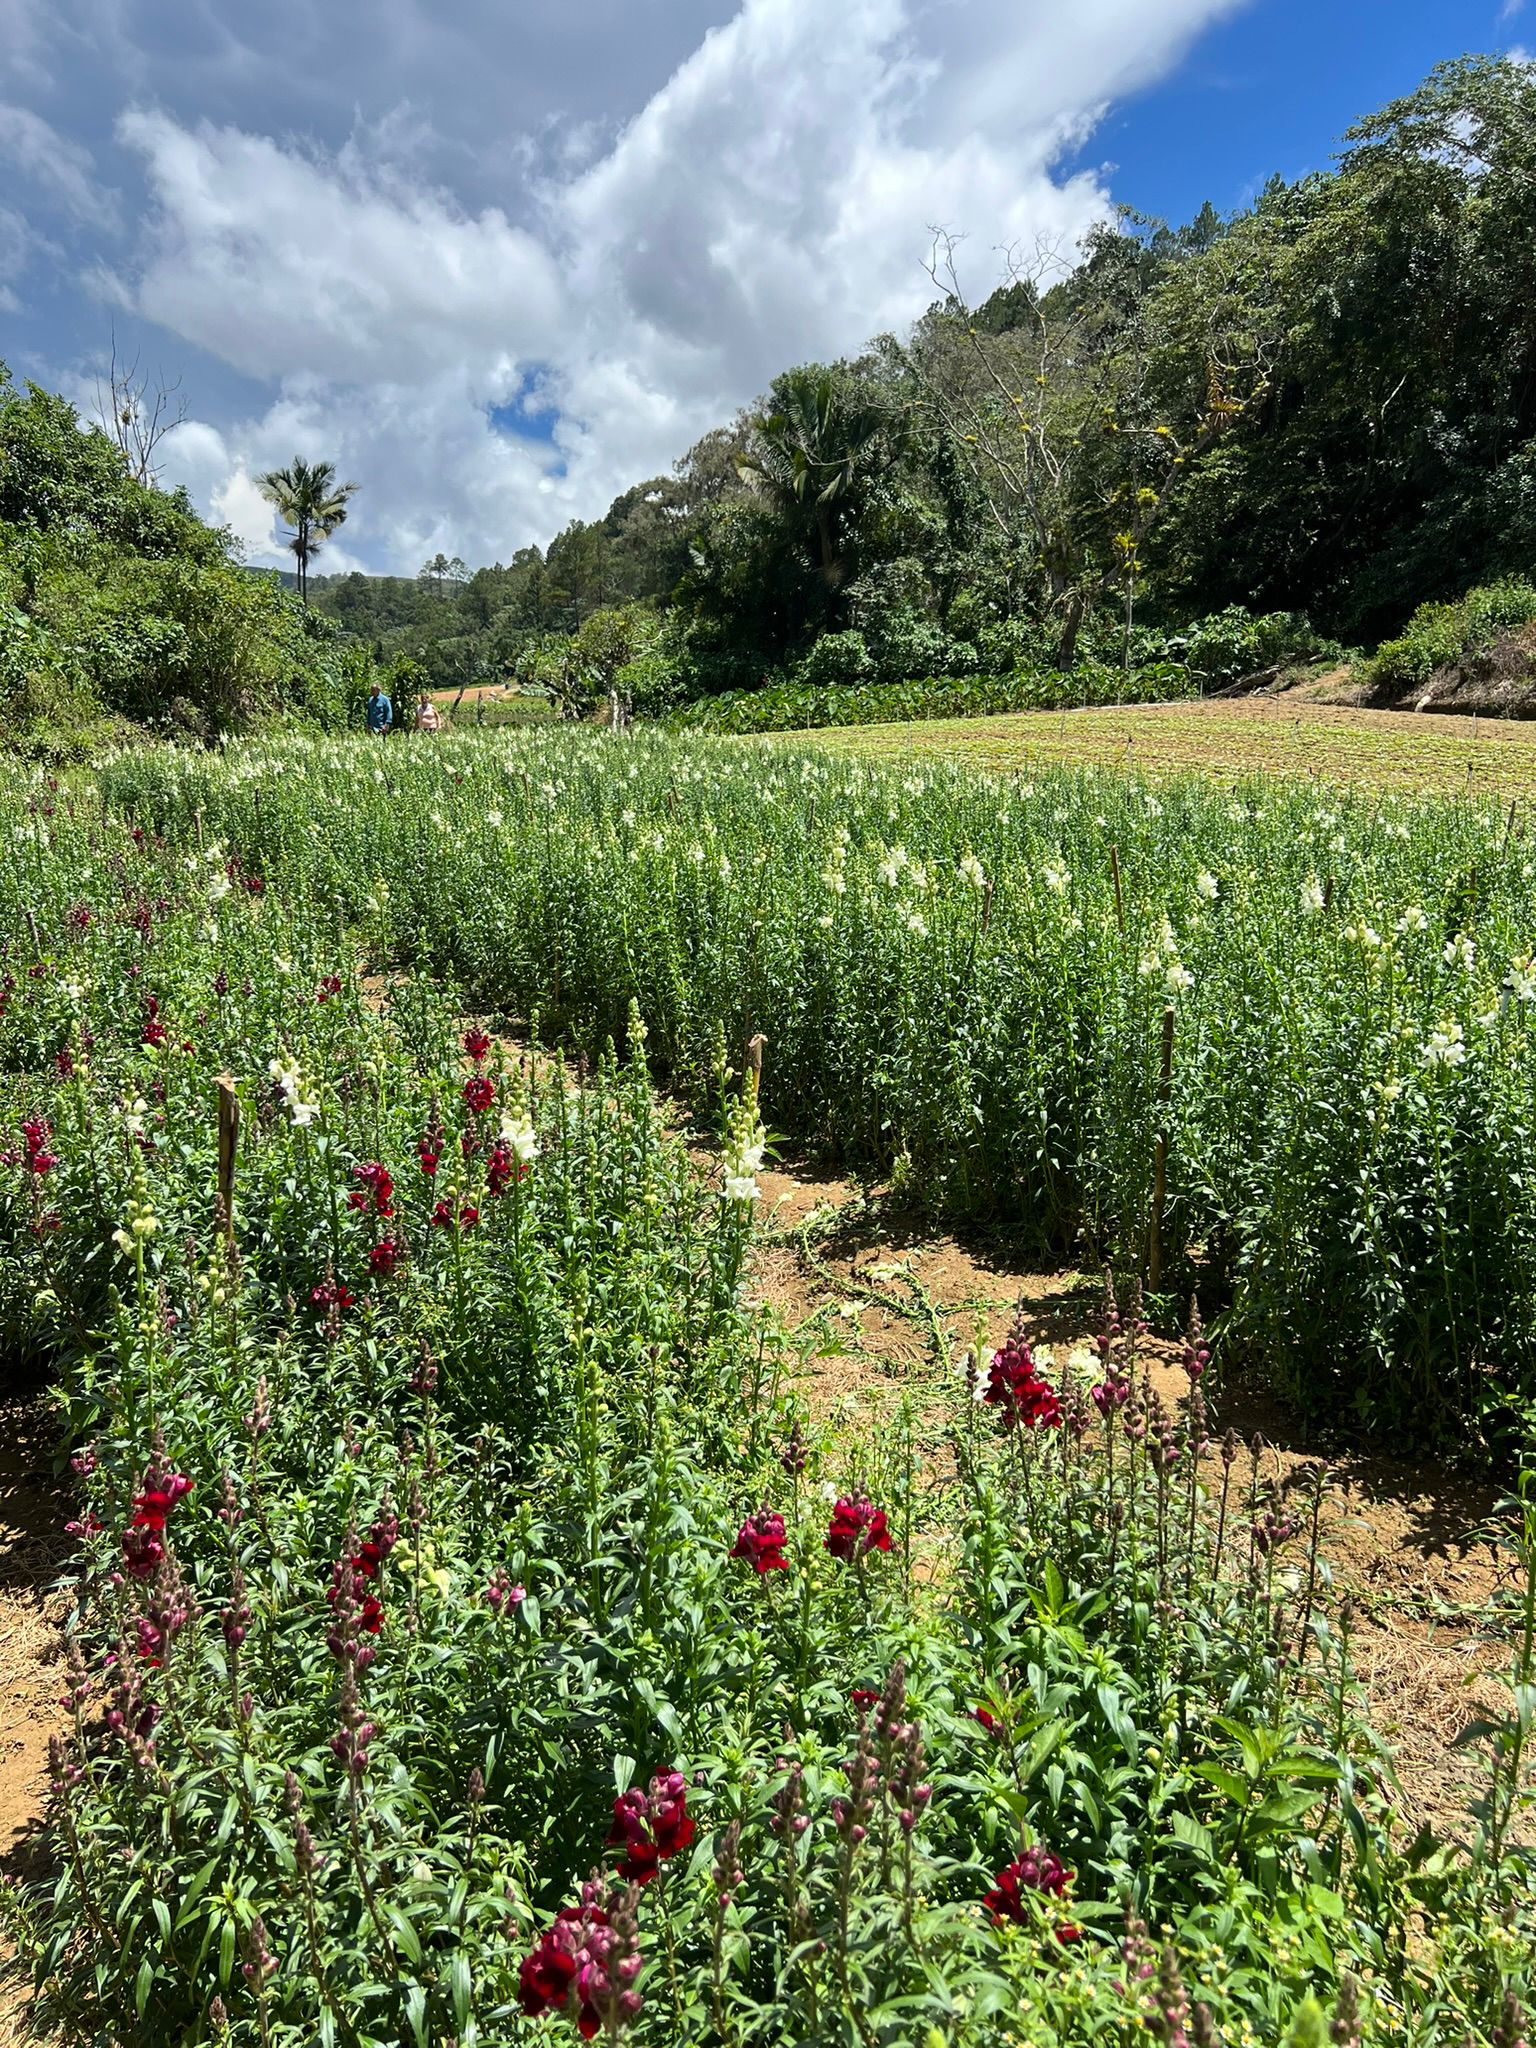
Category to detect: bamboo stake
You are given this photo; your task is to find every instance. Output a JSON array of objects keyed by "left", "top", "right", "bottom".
[
  {"left": 216, "top": 1075, "right": 239, "bottom": 1243},
  {"left": 1148, "top": 1006, "right": 1175, "bottom": 1292}
]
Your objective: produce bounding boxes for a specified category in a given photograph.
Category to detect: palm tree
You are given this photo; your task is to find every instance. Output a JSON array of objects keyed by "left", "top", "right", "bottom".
[
  {"left": 736, "top": 368, "right": 901, "bottom": 593},
  {"left": 257, "top": 458, "right": 358, "bottom": 602}
]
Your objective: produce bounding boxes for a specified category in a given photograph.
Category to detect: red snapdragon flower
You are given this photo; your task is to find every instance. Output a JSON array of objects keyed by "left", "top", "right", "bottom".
[
  {"left": 316, "top": 974, "right": 343, "bottom": 1003},
  {"left": 141, "top": 997, "right": 168, "bottom": 1049},
  {"left": 849, "top": 1688, "right": 879, "bottom": 1711},
  {"left": 328, "top": 1514, "right": 399, "bottom": 1641},
  {"left": 349, "top": 1161, "right": 395, "bottom": 1217},
  {"left": 242, "top": 875, "right": 265, "bottom": 896},
  {"left": 462, "top": 1074, "right": 495, "bottom": 1115},
  {"left": 984, "top": 1846, "right": 1080, "bottom": 1943},
  {"left": 731, "top": 1506, "right": 789, "bottom": 1574},
  {"left": 20, "top": 1117, "right": 58, "bottom": 1176},
  {"left": 66, "top": 904, "right": 92, "bottom": 933},
  {"left": 418, "top": 1139, "right": 442, "bottom": 1177},
  {"left": 485, "top": 1140, "right": 526, "bottom": 1196},
  {"left": 368, "top": 1240, "right": 401, "bottom": 1278},
  {"left": 519, "top": 1880, "right": 643, "bottom": 2038},
  {"left": 310, "top": 1278, "right": 355, "bottom": 1314},
  {"left": 520, "top": 1917, "right": 580, "bottom": 2021},
  {"left": 122, "top": 1467, "right": 192, "bottom": 1582},
  {"left": 462, "top": 1028, "right": 492, "bottom": 1062},
  {"left": 825, "top": 1495, "right": 892, "bottom": 1561},
  {"left": 983, "top": 1340, "right": 1062, "bottom": 1431},
  {"left": 607, "top": 1771, "right": 696, "bottom": 1886}
]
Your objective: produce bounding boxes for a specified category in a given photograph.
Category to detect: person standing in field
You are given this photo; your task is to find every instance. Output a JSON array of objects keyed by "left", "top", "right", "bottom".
[
  {"left": 415, "top": 697, "right": 441, "bottom": 734},
  {"left": 366, "top": 680, "right": 393, "bottom": 738}
]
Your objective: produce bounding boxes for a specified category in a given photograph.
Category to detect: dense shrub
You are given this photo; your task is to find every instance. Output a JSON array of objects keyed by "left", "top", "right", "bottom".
[
  {"left": 1365, "top": 581, "right": 1536, "bottom": 693},
  {"left": 0, "top": 367, "right": 375, "bottom": 754}
]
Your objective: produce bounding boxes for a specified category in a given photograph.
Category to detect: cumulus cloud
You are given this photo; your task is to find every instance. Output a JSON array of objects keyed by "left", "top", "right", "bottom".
[{"left": 115, "top": 0, "right": 1239, "bottom": 569}]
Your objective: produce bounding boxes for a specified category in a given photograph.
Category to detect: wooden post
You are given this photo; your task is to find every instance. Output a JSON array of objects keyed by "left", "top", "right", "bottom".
[
  {"left": 745, "top": 1033, "right": 766, "bottom": 1106},
  {"left": 1148, "top": 1006, "right": 1175, "bottom": 1292},
  {"left": 216, "top": 1075, "right": 239, "bottom": 1243},
  {"left": 1109, "top": 844, "right": 1125, "bottom": 935}
]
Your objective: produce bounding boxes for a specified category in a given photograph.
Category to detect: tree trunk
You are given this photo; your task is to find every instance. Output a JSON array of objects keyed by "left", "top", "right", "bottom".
[{"left": 1054, "top": 591, "right": 1086, "bottom": 671}]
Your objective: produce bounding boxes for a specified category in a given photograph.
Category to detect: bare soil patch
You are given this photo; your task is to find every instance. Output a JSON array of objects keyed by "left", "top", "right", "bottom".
[{"left": 0, "top": 1383, "right": 71, "bottom": 2042}]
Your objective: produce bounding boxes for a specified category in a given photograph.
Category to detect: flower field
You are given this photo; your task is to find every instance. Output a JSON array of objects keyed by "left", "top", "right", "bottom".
[
  {"left": 100, "top": 725, "right": 1536, "bottom": 1446},
  {"left": 0, "top": 745, "right": 1533, "bottom": 2046}
]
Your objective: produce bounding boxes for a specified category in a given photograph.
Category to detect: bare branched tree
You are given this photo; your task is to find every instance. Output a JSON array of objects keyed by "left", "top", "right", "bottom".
[{"left": 93, "top": 329, "right": 188, "bottom": 486}]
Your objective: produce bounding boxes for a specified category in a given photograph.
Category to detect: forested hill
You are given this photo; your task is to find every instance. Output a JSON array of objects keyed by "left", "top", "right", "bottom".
[{"left": 310, "top": 56, "right": 1536, "bottom": 714}]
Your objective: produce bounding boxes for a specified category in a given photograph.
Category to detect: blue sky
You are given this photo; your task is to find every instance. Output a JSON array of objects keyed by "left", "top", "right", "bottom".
[
  {"left": 1091, "top": 0, "right": 1523, "bottom": 224},
  {"left": 0, "top": 0, "right": 1522, "bottom": 573}
]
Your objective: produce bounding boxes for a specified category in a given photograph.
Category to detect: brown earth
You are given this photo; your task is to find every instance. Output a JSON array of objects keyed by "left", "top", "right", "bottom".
[{"left": 0, "top": 1383, "right": 71, "bottom": 2044}]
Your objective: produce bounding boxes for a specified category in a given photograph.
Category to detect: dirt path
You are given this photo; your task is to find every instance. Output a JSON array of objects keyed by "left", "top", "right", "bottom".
[
  {"left": 0, "top": 1386, "right": 70, "bottom": 2045},
  {"left": 746, "top": 1161, "right": 1520, "bottom": 1847}
]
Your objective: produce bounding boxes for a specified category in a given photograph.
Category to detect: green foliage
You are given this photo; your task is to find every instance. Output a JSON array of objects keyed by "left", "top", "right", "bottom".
[
  {"left": 793, "top": 629, "right": 876, "bottom": 689},
  {"left": 1168, "top": 607, "right": 1342, "bottom": 689},
  {"left": 0, "top": 368, "right": 374, "bottom": 754},
  {"left": 669, "top": 661, "right": 1195, "bottom": 734},
  {"left": 1365, "top": 581, "right": 1536, "bottom": 694}
]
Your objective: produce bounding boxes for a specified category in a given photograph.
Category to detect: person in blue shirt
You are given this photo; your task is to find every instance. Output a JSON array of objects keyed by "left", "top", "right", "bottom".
[{"left": 366, "top": 681, "right": 393, "bottom": 737}]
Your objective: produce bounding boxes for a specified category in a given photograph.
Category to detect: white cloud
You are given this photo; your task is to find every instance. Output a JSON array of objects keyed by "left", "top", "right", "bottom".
[
  {"left": 0, "top": 102, "right": 114, "bottom": 224},
  {"left": 114, "top": 0, "right": 1241, "bottom": 570}
]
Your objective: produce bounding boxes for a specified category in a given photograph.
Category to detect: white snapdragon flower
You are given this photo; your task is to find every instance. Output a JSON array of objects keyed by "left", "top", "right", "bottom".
[
  {"left": 1505, "top": 956, "right": 1536, "bottom": 1003},
  {"left": 1041, "top": 862, "right": 1069, "bottom": 896},
  {"left": 958, "top": 853, "right": 987, "bottom": 891},
  {"left": 1420, "top": 1023, "right": 1467, "bottom": 1068},
  {"left": 1165, "top": 962, "right": 1195, "bottom": 994},
  {"left": 1443, "top": 934, "right": 1475, "bottom": 972},
  {"left": 1196, "top": 871, "right": 1219, "bottom": 901},
  {"left": 1301, "top": 879, "right": 1325, "bottom": 914},
  {"left": 1396, "top": 906, "right": 1429, "bottom": 933},
  {"left": 499, "top": 1115, "right": 540, "bottom": 1166},
  {"left": 486, "top": 809, "right": 504, "bottom": 829},
  {"left": 268, "top": 1058, "right": 320, "bottom": 1126},
  {"left": 207, "top": 870, "right": 232, "bottom": 903}
]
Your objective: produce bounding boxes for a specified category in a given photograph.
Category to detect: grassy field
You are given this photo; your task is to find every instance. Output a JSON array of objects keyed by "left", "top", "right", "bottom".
[{"left": 807, "top": 697, "right": 1536, "bottom": 795}]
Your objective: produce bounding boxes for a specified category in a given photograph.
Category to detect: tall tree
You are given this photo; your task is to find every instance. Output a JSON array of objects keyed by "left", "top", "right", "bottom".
[
  {"left": 257, "top": 458, "right": 358, "bottom": 602},
  {"left": 737, "top": 366, "right": 904, "bottom": 597}
]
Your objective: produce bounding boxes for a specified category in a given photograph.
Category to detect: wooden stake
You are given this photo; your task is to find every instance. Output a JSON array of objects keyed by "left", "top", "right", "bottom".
[
  {"left": 745, "top": 1033, "right": 766, "bottom": 1105},
  {"left": 1148, "top": 1006, "right": 1175, "bottom": 1292},
  {"left": 216, "top": 1075, "right": 239, "bottom": 1242},
  {"left": 1109, "top": 844, "right": 1125, "bottom": 935}
]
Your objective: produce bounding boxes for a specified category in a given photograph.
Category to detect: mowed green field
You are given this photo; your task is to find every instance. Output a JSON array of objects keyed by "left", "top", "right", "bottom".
[{"left": 807, "top": 696, "right": 1536, "bottom": 796}]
